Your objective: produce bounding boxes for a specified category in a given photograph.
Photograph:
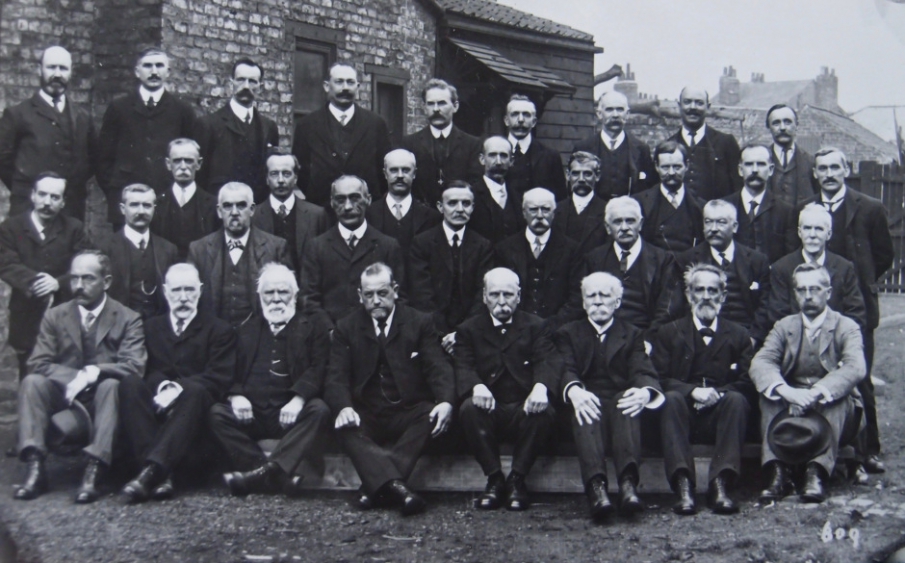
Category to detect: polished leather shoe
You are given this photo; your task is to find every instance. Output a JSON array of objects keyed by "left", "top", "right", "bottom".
[
  {"left": 864, "top": 455, "right": 886, "bottom": 474},
  {"left": 75, "top": 459, "right": 104, "bottom": 504},
  {"left": 476, "top": 473, "right": 505, "bottom": 510},
  {"left": 672, "top": 473, "right": 696, "bottom": 515},
  {"left": 151, "top": 477, "right": 175, "bottom": 501},
  {"left": 586, "top": 477, "right": 614, "bottom": 520},
  {"left": 382, "top": 480, "right": 426, "bottom": 516},
  {"left": 223, "top": 462, "right": 280, "bottom": 497},
  {"left": 283, "top": 475, "right": 305, "bottom": 498},
  {"left": 707, "top": 475, "right": 738, "bottom": 514},
  {"left": 800, "top": 464, "right": 827, "bottom": 504},
  {"left": 618, "top": 476, "right": 643, "bottom": 515},
  {"left": 758, "top": 462, "right": 790, "bottom": 504},
  {"left": 505, "top": 472, "right": 529, "bottom": 511},
  {"left": 356, "top": 486, "right": 374, "bottom": 510},
  {"left": 122, "top": 464, "right": 164, "bottom": 504},
  {"left": 14, "top": 455, "right": 47, "bottom": 501}
]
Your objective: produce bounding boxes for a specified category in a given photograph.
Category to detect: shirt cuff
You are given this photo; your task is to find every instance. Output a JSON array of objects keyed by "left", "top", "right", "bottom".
[
  {"left": 83, "top": 366, "right": 100, "bottom": 381},
  {"left": 157, "top": 380, "right": 183, "bottom": 395},
  {"left": 813, "top": 384, "right": 834, "bottom": 404},
  {"left": 563, "top": 381, "right": 584, "bottom": 404},
  {"left": 644, "top": 387, "right": 665, "bottom": 409},
  {"left": 764, "top": 381, "right": 784, "bottom": 401}
]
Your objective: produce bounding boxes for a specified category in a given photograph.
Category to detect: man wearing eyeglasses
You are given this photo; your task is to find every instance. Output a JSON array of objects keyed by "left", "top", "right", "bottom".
[{"left": 187, "top": 182, "right": 291, "bottom": 328}]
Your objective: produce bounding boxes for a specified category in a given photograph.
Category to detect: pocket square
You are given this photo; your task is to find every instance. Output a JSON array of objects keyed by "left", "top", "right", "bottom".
[
  {"left": 410, "top": 352, "right": 419, "bottom": 358},
  {"left": 730, "top": 363, "right": 738, "bottom": 371},
  {"left": 749, "top": 281, "right": 760, "bottom": 291},
  {"left": 523, "top": 360, "right": 530, "bottom": 365}
]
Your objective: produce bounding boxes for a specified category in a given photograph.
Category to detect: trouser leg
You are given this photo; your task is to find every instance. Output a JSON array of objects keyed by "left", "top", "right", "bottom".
[
  {"left": 759, "top": 397, "right": 785, "bottom": 467},
  {"left": 82, "top": 379, "right": 119, "bottom": 466},
  {"left": 706, "top": 390, "right": 750, "bottom": 482},
  {"left": 384, "top": 402, "right": 434, "bottom": 482},
  {"left": 118, "top": 376, "right": 161, "bottom": 464},
  {"left": 17, "top": 375, "right": 66, "bottom": 458},
  {"left": 508, "top": 402, "right": 555, "bottom": 477},
  {"left": 660, "top": 390, "right": 694, "bottom": 487},
  {"left": 145, "top": 381, "right": 214, "bottom": 472},
  {"left": 208, "top": 403, "right": 269, "bottom": 471},
  {"left": 858, "top": 329, "right": 880, "bottom": 455},
  {"left": 812, "top": 398, "right": 855, "bottom": 476},
  {"left": 570, "top": 409, "right": 607, "bottom": 485},
  {"left": 459, "top": 398, "right": 503, "bottom": 476},
  {"left": 270, "top": 398, "right": 332, "bottom": 476},
  {"left": 604, "top": 397, "right": 642, "bottom": 480}
]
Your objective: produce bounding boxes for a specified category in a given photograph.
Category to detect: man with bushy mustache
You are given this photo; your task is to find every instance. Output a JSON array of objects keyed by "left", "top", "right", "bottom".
[
  {"left": 552, "top": 152, "right": 609, "bottom": 255},
  {"left": 210, "top": 262, "right": 332, "bottom": 497},
  {"left": 504, "top": 94, "right": 567, "bottom": 201},
  {"left": 468, "top": 136, "right": 525, "bottom": 245}
]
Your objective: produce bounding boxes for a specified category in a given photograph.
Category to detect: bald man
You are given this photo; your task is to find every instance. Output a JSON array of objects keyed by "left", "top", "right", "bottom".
[
  {"left": 504, "top": 95, "right": 567, "bottom": 201},
  {"left": 667, "top": 86, "right": 741, "bottom": 201},
  {"left": 573, "top": 91, "right": 657, "bottom": 199},
  {"left": 0, "top": 46, "right": 96, "bottom": 219}
]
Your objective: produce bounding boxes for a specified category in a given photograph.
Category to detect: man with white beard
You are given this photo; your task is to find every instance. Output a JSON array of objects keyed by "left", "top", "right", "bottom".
[{"left": 209, "top": 263, "right": 333, "bottom": 497}]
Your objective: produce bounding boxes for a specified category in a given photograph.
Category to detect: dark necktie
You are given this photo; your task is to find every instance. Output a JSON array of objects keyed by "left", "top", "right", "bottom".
[
  {"left": 718, "top": 252, "right": 730, "bottom": 270},
  {"left": 747, "top": 200, "right": 758, "bottom": 222},
  {"left": 245, "top": 111, "right": 252, "bottom": 125},
  {"left": 278, "top": 204, "right": 288, "bottom": 219},
  {"left": 699, "top": 327, "right": 715, "bottom": 338},
  {"left": 451, "top": 232, "right": 462, "bottom": 276},
  {"left": 175, "top": 318, "right": 185, "bottom": 337},
  {"left": 347, "top": 234, "right": 358, "bottom": 250},
  {"left": 781, "top": 148, "right": 789, "bottom": 168},
  {"left": 596, "top": 329, "right": 607, "bottom": 343},
  {"left": 270, "top": 321, "right": 287, "bottom": 335},
  {"left": 227, "top": 239, "right": 244, "bottom": 251},
  {"left": 138, "top": 238, "right": 146, "bottom": 251},
  {"left": 53, "top": 95, "right": 63, "bottom": 113},
  {"left": 376, "top": 318, "right": 387, "bottom": 343},
  {"left": 610, "top": 139, "right": 617, "bottom": 151},
  {"left": 514, "top": 144, "right": 523, "bottom": 159},
  {"left": 147, "top": 96, "right": 156, "bottom": 110},
  {"left": 619, "top": 249, "right": 630, "bottom": 274},
  {"left": 688, "top": 132, "right": 696, "bottom": 149}
]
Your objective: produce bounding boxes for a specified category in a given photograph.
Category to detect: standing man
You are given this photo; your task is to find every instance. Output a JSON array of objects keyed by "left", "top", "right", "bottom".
[
  {"left": 765, "top": 104, "right": 817, "bottom": 208},
  {"left": 552, "top": 151, "right": 609, "bottom": 255},
  {"left": 723, "top": 143, "right": 798, "bottom": 263},
  {"left": 102, "top": 184, "right": 179, "bottom": 319},
  {"left": 401, "top": 79, "right": 483, "bottom": 206},
  {"left": 802, "top": 148, "right": 892, "bottom": 474},
  {"left": 300, "top": 175, "right": 404, "bottom": 326},
  {"left": 15, "top": 250, "right": 146, "bottom": 503},
  {"left": 572, "top": 91, "right": 657, "bottom": 199},
  {"left": 326, "top": 263, "right": 455, "bottom": 516},
  {"left": 469, "top": 136, "right": 524, "bottom": 245},
  {"left": 0, "top": 46, "right": 96, "bottom": 220},
  {"left": 119, "top": 263, "right": 235, "bottom": 503},
  {"left": 668, "top": 87, "right": 741, "bottom": 201},
  {"left": 455, "top": 268, "right": 559, "bottom": 511},
  {"left": 150, "top": 138, "right": 220, "bottom": 260},
  {"left": 0, "top": 173, "right": 91, "bottom": 377},
  {"left": 504, "top": 94, "right": 567, "bottom": 201},
  {"left": 187, "top": 182, "right": 291, "bottom": 328},
  {"left": 292, "top": 62, "right": 391, "bottom": 206},
  {"left": 196, "top": 58, "right": 279, "bottom": 202},
  {"left": 365, "top": 149, "right": 441, "bottom": 252},
  {"left": 97, "top": 48, "right": 196, "bottom": 229},
  {"left": 253, "top": 151, "right": 330, "bottom": 272}
]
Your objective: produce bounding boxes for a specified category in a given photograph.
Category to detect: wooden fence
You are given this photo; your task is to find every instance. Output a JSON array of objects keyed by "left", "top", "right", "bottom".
[{"left": 852, "top": 161, "right": 905, "bottom": 293}]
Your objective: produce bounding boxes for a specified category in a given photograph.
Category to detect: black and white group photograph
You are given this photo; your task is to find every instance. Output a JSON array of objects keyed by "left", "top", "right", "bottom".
[{"left": 1, "top": 0, "right": 905, "bottom": 561}]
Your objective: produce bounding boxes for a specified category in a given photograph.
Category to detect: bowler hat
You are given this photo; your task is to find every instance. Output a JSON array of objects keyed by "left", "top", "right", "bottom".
[
  {"left": 767, "top": 409, "right": 833, "bottom": 465},
  {"left": 49, "top": 400, "right": 93, "bottom": 448}
]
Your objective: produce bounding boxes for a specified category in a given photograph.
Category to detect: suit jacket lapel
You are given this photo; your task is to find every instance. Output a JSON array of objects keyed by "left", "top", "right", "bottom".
[
  {"left": 64, "top": 302, "right": 83, "bottom": 352},
  {"left": 844, "top": 191, "right": 859, "bottom": 229},
  {"left": 113, "top": 233, "right": 132, "bottom": 294},
  {"left": 31, "top": 94, "right": 61, "bottom": 126},
  {"left": 221, "top": 107, "right": 245, "bottom": 137},
  {"left": 818, "top": 311, "right": 837, "bottom": 360},
  {"left": 710, "top": 318, "right": 730, "bottom": 356},
  {"left": 603, "top": 322, "right": 626, "bottom": 369},
  {"left": 207, "top": 234, "right": 225, "bottom": 308},
  {"left": 340, "top": 107, "right": 368, "bottom": 158},
  {"left": 477, "top": 312, "right": 503, "bottom": 349},
  {"left": 255, "top": 204, "right": 275, "bottom": 233},
  {"left": 294, "top": 200, "right": 312, "bottom": 249},
  {"left": 94, "top": 300, "right": 115, "bottom": 346},
  {"left": 349, "top": 227, "right": 376, "bottom": 264}
]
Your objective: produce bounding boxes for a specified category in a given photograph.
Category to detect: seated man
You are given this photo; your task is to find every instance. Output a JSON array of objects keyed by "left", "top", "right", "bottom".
[
  {"left": 119, "top": 263, "right": 236, "bottom": 503},
  {"left": 654, "top": 263, "right": 755, "bottom": 515},
  {"left": 210, "top": 263, "right": 333, "bottom": 496},
  {"left": 326, "top": 262, "right": 455, "bottom": 516},
  {"left": 15, "top": 250, "right": 146, "bottom": 503},
  {"left": 750, "top": 263, "right": 866, "bottom": 504},
  {"left": 555, "top": 272, "right": 664, "bottom": 520},
  {"left": 455, "top": 268, "right": 558, "bottom": 511}
]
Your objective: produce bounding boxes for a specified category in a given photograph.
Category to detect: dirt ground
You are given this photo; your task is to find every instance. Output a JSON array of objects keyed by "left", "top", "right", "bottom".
[{"left": 2, "top": 298, "right": 905, "bottom": 563}]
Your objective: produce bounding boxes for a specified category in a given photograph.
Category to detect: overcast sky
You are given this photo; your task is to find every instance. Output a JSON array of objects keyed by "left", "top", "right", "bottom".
[{"left": 500, "top": 0, "right": 905, "bottom": 116}]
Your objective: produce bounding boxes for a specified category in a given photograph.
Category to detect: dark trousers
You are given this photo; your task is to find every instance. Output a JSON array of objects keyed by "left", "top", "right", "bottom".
[
  {"left": 857, "top": 329, "right": 880, "bottom": 456},
  {"left": 459, "top": 398, "right": 555, "bottom": 477},
  {"left": 208, "top": 398, "right": 332, "bottom": 475},
  {"left": 118, "top": 376, "right": 214, "bottom": 472},
  {"left": 338, "top": 401, "right": 434, "bottom": 494},
  {"left": 660, "top": 389, "right": 750, "bottom": 487},
  {"left": 571, "top": 397, "right": 642, "bottom": 485}
]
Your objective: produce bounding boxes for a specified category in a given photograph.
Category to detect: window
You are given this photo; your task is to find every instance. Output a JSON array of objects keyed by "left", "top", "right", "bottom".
[
  {"left": 288, "top": 22, "right": 342, "bottom": 128},
  {"left": 367, "top": 64, "right": 410, "bottom": 145}
]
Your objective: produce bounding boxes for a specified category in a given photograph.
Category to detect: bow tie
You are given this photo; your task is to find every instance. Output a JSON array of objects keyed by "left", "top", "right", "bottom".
[
  {"left": 269, "top": 321, "right": 287, "bottom": 334},
  {"left": 699, "top": 327, "right": 715, "bottom": 338},
  {"left": 227, "top": 239, "right": 245, "bottom": 251}
]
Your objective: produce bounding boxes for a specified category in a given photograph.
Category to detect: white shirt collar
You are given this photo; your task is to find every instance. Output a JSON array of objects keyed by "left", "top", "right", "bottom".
[
  {"left": 774, "top": 143, "right": 795, "bottom": 162},
  {"left": 660, "top": 184, "right": 686, "bottom": 206},
  {"left": 172, "top": 182, "right": 197, "bottom": 205},
  {"left": 225, "top": 230, "right": 251, "bottom": 248},
  {"left": 613, "top": 237, "right": 643, "bottom": 271},
  {"left": 490, "top": 314, "right": 513, "bottom": 327},
  {"left": 372, "top": 306, "right": 396, "bottom": 336},
  {"left": 525, "top": 227, "right": 551, "bottom": 246},
  {"left": 587, "top": 317, "right": 614, "bottom": 336},
  {"left": 682, "top": 124, "right": 707, "bottom": 145},
  {"left": 430, "top": 124, "right": 453, "bottom": 139},
  {"left": 29, "top": 211, "right": 47, "bottom": 239},
  {"left": 123, "top": 225, "right": 150, "bottom": 249},
  {"left": 338, "top": 220, "right": 368, "bottom": 243},
  {"left": 802, "top": 249, "right": 826, "bottom": 265},
  {"left": 822, "top": 185, "right": 847, "bottom": 205},
  {"left": 802, "top": 308, "right": 829, "bottom": 336},
  {"left": 230, "top": 98, "right": 254, "bottom": 122},
  {"left": 38, "top": 90, "right": 65, "bottom": 111},
  {"left": 78, "top": 295, "right": 107, "bottom": 325},
  {"left": 386, "top": 194, "right": 413, "bottom": 218},
  {"left": 572, "top": 191, "right": 594, "bottom": 214},
  {"left": 484, "top": 176, "right": 508, "bottom": 208},
  {"left": 328, "top": 103, "right": 355, "bottom": 124},
  {"left": 741, "top": 187, "right": 766, "bottom": 208},
  {"left": 170, "top": 310, "right": 197, "bottom": 334},
  {"left": 270, "top": 195, "right": 295, "bottom": 213},
  {"left": 508, "top": 133, "right": 532, "bottom": 154},
  {"left": 139, "top": 86, "right": 164, "bottom": 104},
  {"left": 692, "top": 314, "right": 718, "bottom": 333},
  {"left": 710, "top": 241, "right": 735, "bottom": 263},
  {"left": 442, "top": 221, "right": 466, "bottom": 245},
  {"left": 600, "top": 129, "right": 626, "bottom": 150}
]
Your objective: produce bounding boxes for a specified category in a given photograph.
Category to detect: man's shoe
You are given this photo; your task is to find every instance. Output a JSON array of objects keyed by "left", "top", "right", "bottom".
[
  {"left": 283, "top": 475, "right": 305, "bottom": 498},
  {"left": 476, "top": 472, "right": 505, "bottom": 510},
  {"left": 758, "top": 462, "right": 790, "bottom": 504},
  {"left": 864, "top": 455, "right": 886, "bottom": 474},
  {"left": 672, "top": 472, "right": 696, "bottom": 515},
  {"left": 505, "top": 472, "right": 530, "bottom": 511},
  {"left": 585, "top": 476, "right": 614, "bottom": 520},
  {"left": 14, "top": 453, "right": 47, "bottom": 501},
  {"left": 122, "top": 463, "right": 165, "bottom": 504},
  {"left": 223, "top": 462, "right": 280, "bottom": 497},
  {"left": 356, "top": 486, "right": 374, "bottom": 510},
  {"left": 151, "top": 477, "right": 175, "bottom": 501},
  {"left": 618, "top": 476, "right": 644, "bottom": 515},
  {"left": 800, "top": 464, "right": 827, "bottom": 504},
  {"left": 75, "top": 458, "right": 104, "bottom": 504},
  {"left": 852, "top": 463, "right": 870, "bottom": 485},
  {"left": 707, "top": 475, "right": 738, "bottom": 514},
  {"left": 382, "top": 480, "right": 426, "bottom": 516}
]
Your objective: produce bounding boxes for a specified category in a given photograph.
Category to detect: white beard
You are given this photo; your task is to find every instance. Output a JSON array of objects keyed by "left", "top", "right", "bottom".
[{"left": 262, "top": 302, "right": 296, "bottom": 325}]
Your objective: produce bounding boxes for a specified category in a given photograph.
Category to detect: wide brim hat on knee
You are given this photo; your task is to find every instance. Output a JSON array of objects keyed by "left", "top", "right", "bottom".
[
  {"left": 766, "top": 408, "right": 833, "bottom": 465},
  {"left": 49, "top": 400, "right": 93, "bottom": 448}
]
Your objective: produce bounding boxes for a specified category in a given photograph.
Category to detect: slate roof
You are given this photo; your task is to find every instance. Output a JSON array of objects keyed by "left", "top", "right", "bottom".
[
  {"left": 436, "top": 0, "right": 594, "bottom": 41},
  {"left": 737, "top": 80, "right": 813, "bottom": 109},
  {"left": 448, "top": 38, "right": 576, "bottom": 93},
  {"left": 799, "top": 106, "right": 899, "bottom": 165}
]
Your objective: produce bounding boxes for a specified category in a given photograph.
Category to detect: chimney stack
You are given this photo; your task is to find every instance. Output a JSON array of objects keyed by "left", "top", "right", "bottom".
[
  {"left": 814, "top": 66, "right": 838, "bottom": 110},
  {"left": 613, "top": 62, "right": 639, "bottom": 103},
  {"left": 719, "top": 65, "right": 740, "bottom": 106}
]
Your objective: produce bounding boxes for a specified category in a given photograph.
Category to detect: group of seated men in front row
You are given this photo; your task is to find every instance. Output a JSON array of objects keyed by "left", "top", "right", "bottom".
[{"left": 3, "top": 137, "right": 884, "bottom": 520}]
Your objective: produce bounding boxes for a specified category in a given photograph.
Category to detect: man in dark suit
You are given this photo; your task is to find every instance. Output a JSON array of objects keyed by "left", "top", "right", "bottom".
[
  {"left": 801, "top": 147, "right": 893, "bottom": 474},
  {"left": 15, "top": 250, "right": 146, "bottom": 503},
  {"left": 585, "top": 196, "right": 678, "bottom": 341},
  {"left": 668, "top": 87, "right": 741, "bottom": 201},
  {"left": 0, "top": 46, "right": 96, "bottom": 220},
  {"left": 654, "top": 264, "right": 755, "bottom": 515},
  {"left": 365, "top": 148, "right": 441, "bottom": 252},
  {"left": 187, "top": 182, "right": 291, "bottom": 328},
  {"left": 401, "top": 79, "right": 483, "bottom": 205},
  {"left": 0, "top": 173, "right": 92, "bottom": 377},
  {"left": 409, "top": 181, "right": 493, "bottom": 353},
  {"left": 150, "top": 138, "right": 220, "bottom": 260},
  {"left": 196, "top": 58, "right": 279, "bottom": 202},
  {"left": 504, "top": 94, "right": 567, "bottom": 201},
  {"left": 766, "top": 104, "right": 818, "bottom": 208},
  {"left": 456, "top": 267, "right": 558, "bottom": 511},
  {"left": 723, "top": 143, "right": 798, "bottom": 263},
  {"left": 495, "top": 188, "right": 583, "bottom": 331},
  {"left": 253, "top": 151, "right": 330, "bottom": 272},
  {"left": 101, "top": 184, "right": 179, "bottom": 319},
  {"left": 634, "top": 141, "right": 705, "bottom": 255},
  {"left": 676, "top": 200, "right": 771, "bottom": 334},
  {"left": 292, "top": 62, "right": 391, "bottom": 206},
  {"left": 469, "top": 136, "right": 525, "bottom": 245},
  {"left": 552, "top": 151, "right": 609, "bottom": 255},
  {"left": 97, "top": 48, "right": 196, "bottom": 229},
  {"left": 573, "top": 91, "right": 657, "bottom": 199},
  {"left": 327, "top": 262, "right": 455, "bottom": 516},
  {"left": 300, "top": 175, "right": 404, "bottom": 326},
  {"left": 555, "top": 272, "right": 664, "bottom": 520},
  {"left": 119, "top": 263, "right": 235, "bottom": 503},
  {"left": 210, "top": 263, "right": 332, "bottom": 497}
]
